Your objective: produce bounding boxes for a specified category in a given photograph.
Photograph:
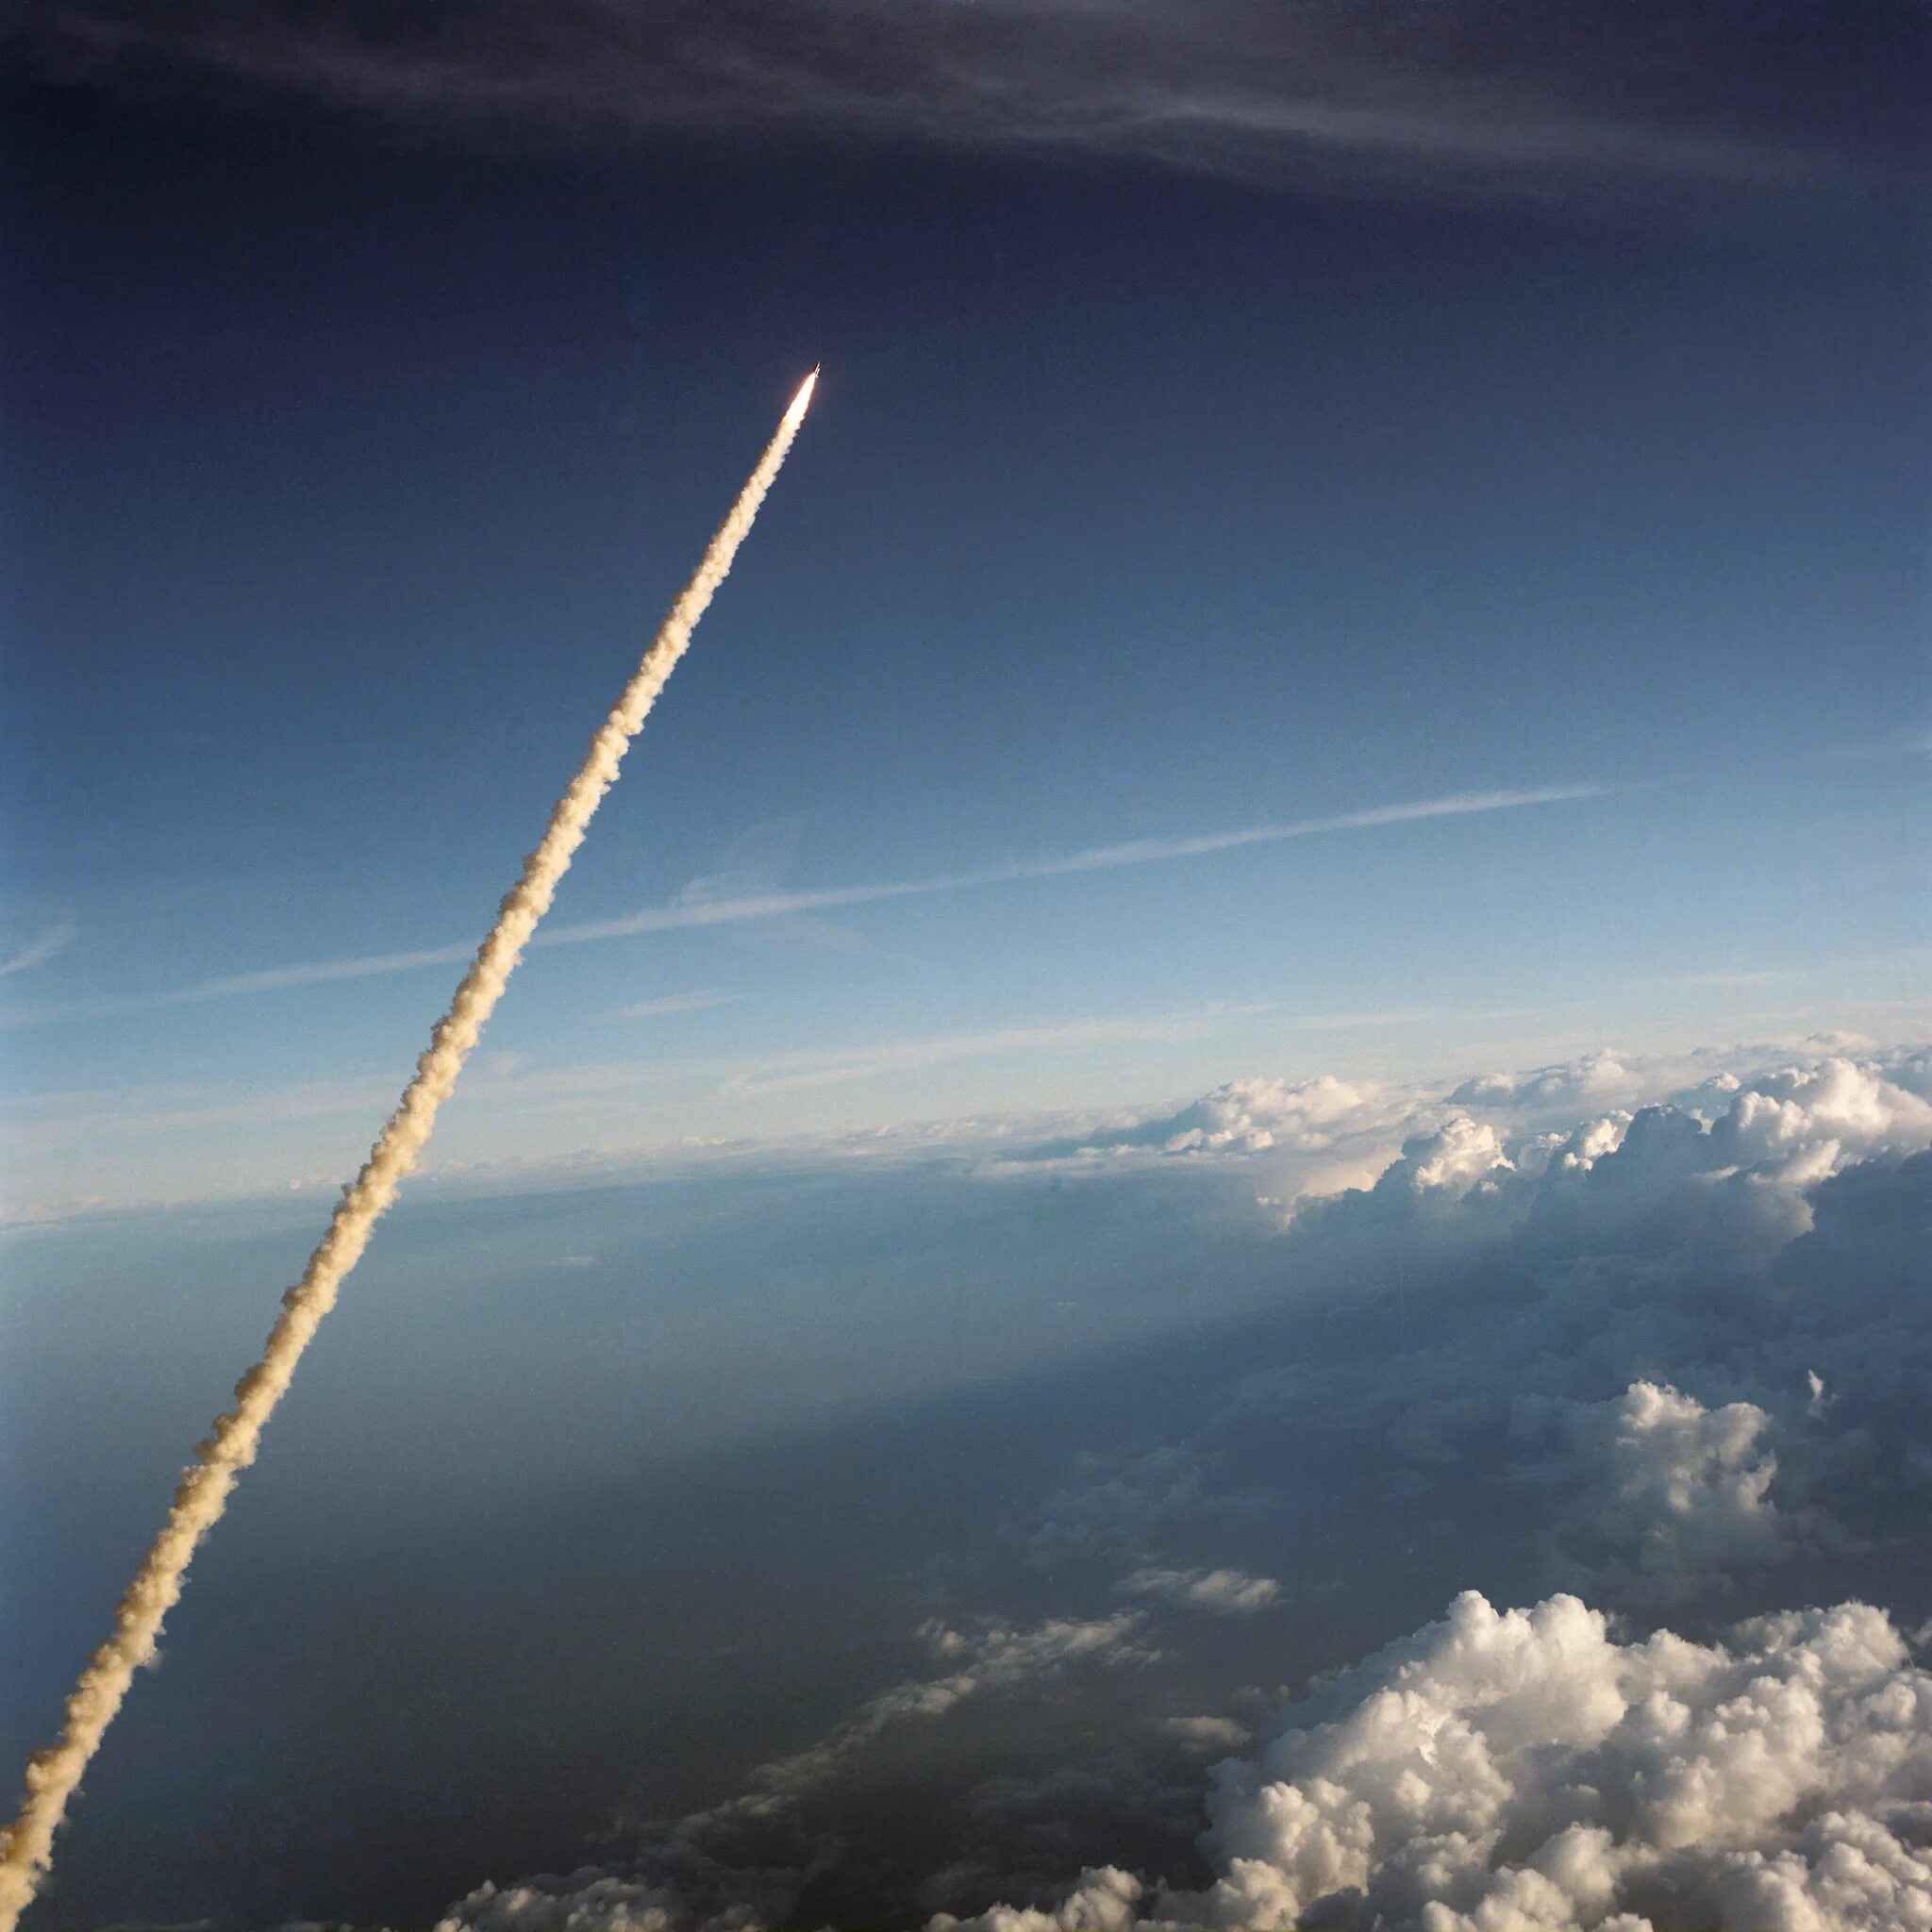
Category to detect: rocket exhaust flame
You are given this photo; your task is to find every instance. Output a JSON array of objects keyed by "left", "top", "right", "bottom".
[
  {"left": 0, "top": 371, "right": 819, "bottom": 1928},
  {"left": 785, "top": 365, "right": 819, "bottom": 429}
]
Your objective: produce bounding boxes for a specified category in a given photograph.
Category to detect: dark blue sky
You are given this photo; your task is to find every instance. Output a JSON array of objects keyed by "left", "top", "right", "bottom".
[{"left": 1, "top": 14, "right": 1926, "bottom": 1212}]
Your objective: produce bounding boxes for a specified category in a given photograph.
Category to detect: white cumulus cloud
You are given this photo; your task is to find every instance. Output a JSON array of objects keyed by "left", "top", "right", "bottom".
[
  {"left": 1160, "top": 1718, "right": 1253, "bottom": 1757},
  {"left": 1128, "top": 1078, "right": 1383, "bottom": 1158},
  {"left": 439, "top": 1871, "right": 779, "bottom": 1932},
  {"left": 1120, "top": 1569, "right": 1281, "bottom": 1616},
  {"left": 938, "top": 1591, "right": 1932, "bottom": 1932},
  {"left": 1513, "top": 1380, "right": 1796, "bottom": 1604}
]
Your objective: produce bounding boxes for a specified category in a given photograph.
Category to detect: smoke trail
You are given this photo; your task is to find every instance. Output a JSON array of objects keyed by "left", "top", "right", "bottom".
[{"left": 0, "top": 369, "right": 819, "bottom": 1928}]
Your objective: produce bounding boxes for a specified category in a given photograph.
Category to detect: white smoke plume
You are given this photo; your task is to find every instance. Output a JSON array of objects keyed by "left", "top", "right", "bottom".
[{"left": 0, "top": 370, "right": 819, "bottom": 1928}]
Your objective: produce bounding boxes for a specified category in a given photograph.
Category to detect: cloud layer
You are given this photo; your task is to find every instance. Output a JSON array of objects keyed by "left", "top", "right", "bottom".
[
  {"left": 12, "top": 2, "right": 1923, "bottom": 201},
  {"left": 22, "top": 1034, "right": 1920, "bottom": 1924},
  {"left": 416, "top": 1038, "right": 1932, "bottom": 1931},
  {"left": 415, "top": 1042, "right": 1932, "bottom": 1932}
]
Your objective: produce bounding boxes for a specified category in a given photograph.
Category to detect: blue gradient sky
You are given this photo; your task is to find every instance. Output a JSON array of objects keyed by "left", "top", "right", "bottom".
[{"left": 2, "top": 73, "right": 1926, "bottom": 1217}]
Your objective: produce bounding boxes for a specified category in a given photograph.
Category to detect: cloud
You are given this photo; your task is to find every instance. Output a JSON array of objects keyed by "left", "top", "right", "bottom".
[
  {"left": 1717, "top": 1056, "right": 1932, "bottom": 1182},
  {"left": 1015, "top": 1041, "right": 1932, "bottom": 1218},
  {"left": 1388, "top": 1114, "right": 1515, "bottom": 1197},
  {"left": 437, "top": 1871, "right": 782, "bottom": 1932},
  {"left": 1450, "top": 1050, "right": 1645, "bottom": 1114},
  {"left": 934, "top": 1863, "right": 1146, "bottom": 1932},
  {"left": 0, "top": 784, "right": 1608, "bottom": 1028},
  {"left": 1277, "top": 1051, "right": 1932, "bottom": 1265},
  {"left": 723, "top": 1010, "right": 1274, "bottom": 1098},
  {"left": 1029, "top": 1450, "right": 1209, "bottom": 1564},
  {"left": 925, "top": 1757, "right": 1208, "bottom": 1925},
  {"left": 791, "top": 1614, "right": 1155, "bottom": 1790},
  {"left": 439, "top": 1612, "right": 1160, "bottom": 1932},
  {"left": 1222, "top": 1049, "right": 1932, "bottom": 1546},
  {"left": 835, "top": 1616, "right": 1158, "bottom": 1766},
  {"left": 1120, "top": 1568, "right": 1280, "bottom": 1616},
  {"left": 0, "top": 921, "right": 75, "bottom": 977},
  {"left": 23, "top": 1029, "right": 1922, "bottom": 1915},
  {"left": 1012, "top": 1073, "right": 1429, "bottom": 1215},
  {"left": 605, "top": 991, "right": 741, "bottom": 1022},
  {"left": 414, "top": 1036, "right": 1930, "bottom": 1931},
  {"left": 697, "top": 1611, "right": 1161, "bottom": 1821},
  {"left": 1513, "top": 1381, "right": 1796, "bottom": 1605},
  {"left": 11, "top": 2, "right": 1916, "bottom": 202},
  {"left": 1076, "top": 1076, "right": 1385, "bottom": 1158},
  {"left": 1003, "top": 1041, "right": 1932, "bottom": 1645},
  {"left": 1159, "top": 1718, "right": 1252, "bottom": 1757},
  {"left": 937, "top": 1590, "right": 1932, "bottom": 1932}
]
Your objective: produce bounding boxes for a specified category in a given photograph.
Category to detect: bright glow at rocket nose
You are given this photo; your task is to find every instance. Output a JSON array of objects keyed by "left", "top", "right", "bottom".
[{"left": 786, "top": 367, "right": 820, "bottom": 426}]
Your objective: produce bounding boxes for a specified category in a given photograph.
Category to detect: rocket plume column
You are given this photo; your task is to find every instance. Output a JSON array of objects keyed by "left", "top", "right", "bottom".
[{"left": 0, "top": 369, "right": 820, "bottom": 1928}]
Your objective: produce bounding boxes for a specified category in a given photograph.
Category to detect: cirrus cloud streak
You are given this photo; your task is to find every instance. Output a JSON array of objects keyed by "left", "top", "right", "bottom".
[{"left": 0, "top": 784, "right": 1611, "bottom": 1029}]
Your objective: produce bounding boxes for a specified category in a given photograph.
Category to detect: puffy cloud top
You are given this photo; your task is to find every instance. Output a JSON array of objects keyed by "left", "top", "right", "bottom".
[
  {"left": 1715, "top": 1058, "right": 1932, "bottom": 1184},
  {"left": 1032, "top": 1050, "right": 1932, "bottom": 1257},
  {"left": 1120, "top": 1569, "right": 1281, "bottom": 1616},
  {"left": 1275, "top": 1050, "right": 1932, "bottom": 1269},
  {"left": 1450, "top": 1051, "right": 1644, "bottom": 1113},
  {"left": 1383, "top": 1117, "right": 1513, "bottom": 1198},
  {"left": 440, "top": 1873, "right": 772, "bottom": 1932},
  {"left": 1513, "top": 1381, "right": 1794, "bottom": 1604},
  {"left": 1062, "top": 1047, "right": 1931, "bottom": 1172},
  {"left": 939, "top": 1591, "right": 1932, "bottom": 1932},
  {"left": 1075, "top": 1079, "right": 1386, "bottom": 1158}
]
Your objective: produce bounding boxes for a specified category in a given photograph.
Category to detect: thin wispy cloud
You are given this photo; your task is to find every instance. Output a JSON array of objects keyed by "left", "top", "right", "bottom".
[
  {"left": 10, "top": 1, "right": 1914, "bottom": 202},
  {"left": 1800, "top": 722, "right": 1932, "bottom": 767},
  {"left": 722, "top": 996, "right": 1619, "bottom": 1112},
  {"left": 721, "top": 1008, "right": 1276, "bottom": 1098},
  {"left": 8, "top": 1072, "right": 402, "bottom": 1150},
  {"left": 604, "top": 990, "right": 741, "bottom": 1022},
  {"left": 0, "top": 922, "right": 76, "bottom": 977},
  {"left": 0, "top": 784, "right": 1611, "bottom": 1029}
]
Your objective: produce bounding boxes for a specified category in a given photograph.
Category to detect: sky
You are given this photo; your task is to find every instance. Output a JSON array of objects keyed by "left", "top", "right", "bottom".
[
  {"left": 1, "top": 6, "right": 1930, "bottom": 1931},
  {"left": 2, "top": 2, "right": 1927, "bottom": 1219}
]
